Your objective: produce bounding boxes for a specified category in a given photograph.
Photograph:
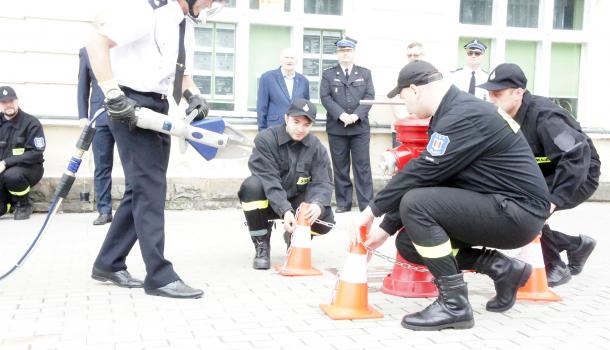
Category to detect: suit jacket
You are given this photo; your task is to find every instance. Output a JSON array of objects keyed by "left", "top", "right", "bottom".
[
  {"left": 320, "top": 64, "right": 374, "bottom": 136},
  {"left": 77, "top": 47, "right": 109, "bottom": 126},
  {"left": 257, "top": 67, "right": 310, "bottom": 130}
]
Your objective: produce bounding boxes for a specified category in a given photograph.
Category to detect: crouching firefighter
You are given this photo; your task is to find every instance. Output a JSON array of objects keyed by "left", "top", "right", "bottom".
[
  {"left": 0, "top": 86, "right": 45, "bottom": 220},
  {"left": 238, "top": 99, "right": 335, "bottom": 269}
]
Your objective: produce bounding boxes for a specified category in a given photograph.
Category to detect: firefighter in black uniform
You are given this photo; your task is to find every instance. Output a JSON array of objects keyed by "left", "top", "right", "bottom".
[
  {"left": 0, "top": 86, "right": 45, "bottom": 220},
  {"left": 479, "top": 63, "right": 599, "bottom": 287},
  {"left": 354, "top": 61, "right": 550, "bottom": 331},
  {"left": 238, "top": 98, "right": 335, "bottom": 270},
  {"left": 320, "top": 36, "right": 375, "bottom": 213}
]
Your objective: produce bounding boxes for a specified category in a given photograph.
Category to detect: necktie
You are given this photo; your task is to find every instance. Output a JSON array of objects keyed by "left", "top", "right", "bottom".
[
  {"left": 172, "top": 19, "right": 186, "bottom": 104},
  {"left": 345, "top": 68, "right": 349, "bottom": 81},
  {"left": 468, "top": 71, "right": 476, "bottom": 95}
]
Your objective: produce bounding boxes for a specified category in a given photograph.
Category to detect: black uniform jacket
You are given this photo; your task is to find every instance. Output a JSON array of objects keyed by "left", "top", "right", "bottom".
[
  {"left": 515, "top": 92, "right": 600, "bottom": 208},
  {"left": 371, "top": 86, "right": 551, "bottom": 225},
  {"left": 248, "top": 125, "right": 333, "bottom": 217},
  {"left": 0, "top": 109, "right": 45, "bottom": 168},
  {"left": 320, "top": 64, "right": 374, "bottom": 136}
]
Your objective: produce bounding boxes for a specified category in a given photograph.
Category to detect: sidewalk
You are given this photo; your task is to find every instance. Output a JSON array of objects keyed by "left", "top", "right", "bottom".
[{"left": 1, "top": 202, "right": 609, "bottom": 350}]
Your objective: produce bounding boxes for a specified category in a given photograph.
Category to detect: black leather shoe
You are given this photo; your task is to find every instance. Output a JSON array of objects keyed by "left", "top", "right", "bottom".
[
  {"left": 91, "top": 267, "right": 144, "bottom": 288},
  {"left": 93, "top": 213, "right": 112, "bottom": 225},
  {"left": 335, "top": 207, "right": 351, "bottom": 213},
  {"left": 546, "top": 264, "right": 571, "bottom": 287},
  {"left": 145, "top": 280, "right": 203, "bottom": 299},
  {"left": 567, "top": 235, "right": 596, "bottom": 275}
]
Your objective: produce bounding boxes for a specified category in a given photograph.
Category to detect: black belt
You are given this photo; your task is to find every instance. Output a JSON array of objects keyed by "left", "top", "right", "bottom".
[{"left": 120, "top": 86, "right": 167, "bottom": 100}]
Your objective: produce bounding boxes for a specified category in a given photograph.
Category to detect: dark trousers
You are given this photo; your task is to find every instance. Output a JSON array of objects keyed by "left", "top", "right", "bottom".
[
  {"left": 238, "top": 176, "right": 335, "bottom": 237},
  {"left": 328, "top": 133, "right": 373, "bottom": 210},
  {"left": 397, "top": 187, "right": 545, "bottom": 277},
  {"left": 94, "top": 90, "right": 178, "bottom": 290},
  {"left": 92, "top": 124, "right": 115, "bottom": 215},
  {"left": 541, "top": 171, "right": 599, "bottom": 268},
  {"left": 0, "top": 164, "right": 43, "bottom": 215}
]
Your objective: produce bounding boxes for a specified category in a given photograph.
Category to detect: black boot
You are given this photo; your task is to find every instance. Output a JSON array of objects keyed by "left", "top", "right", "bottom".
[
  {"left": 474, "top": 249, "right": 532, "bottom": 312},
  {"left": 251, "top": 233, "right": 271, "bottom": 270},
  {"left": 401, "top": 273, "right": 474, "bottom": 331},
  {"left": 13, "top": 195, "right": 33, "bottom": 220}
]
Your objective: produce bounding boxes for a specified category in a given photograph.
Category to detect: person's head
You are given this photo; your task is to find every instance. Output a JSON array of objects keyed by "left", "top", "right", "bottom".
[
  {"left": 335, "top": 36, "right": 357, "bottom": 66},
  {"left": 0, "top": 86, "right": 19, "bottom": 119},
  {"left": 284, "top": 98, "right": 317, "bottom": 141},
  {"left": 279, "top": 48, "right": 298, "bottom": 74},
  {"left": 478, "top": 63, "right": 528, "bottom": 117},
  {"left": 386, "top": 60, "right": 449, "bottom": 117},
  {"left": 406, "top": 42, "right": 425, "bottom": 62},
  {"left": 463, "top": 39, "right": 487, "bottom": 70}
]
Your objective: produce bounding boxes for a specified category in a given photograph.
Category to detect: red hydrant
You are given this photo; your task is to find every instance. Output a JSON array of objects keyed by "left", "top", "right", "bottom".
[
  {"left": 379, "top": 118, "right": 430, "bottom": 175},
  {"left": 379, "top": 117, "right": 439, "bottom": 298}
]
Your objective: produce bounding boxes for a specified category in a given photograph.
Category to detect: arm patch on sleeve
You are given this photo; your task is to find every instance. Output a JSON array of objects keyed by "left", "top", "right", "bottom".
[{"left": 426, "top": 132, "right": 450, "bottom": 156}]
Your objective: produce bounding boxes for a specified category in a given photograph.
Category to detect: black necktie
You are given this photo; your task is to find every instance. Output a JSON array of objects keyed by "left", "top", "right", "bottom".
[
  {"left": 345, "top": 68, "right": 349, "bottom": 81},
  {"left": 468, "top": 71, "right": 476, "bottom": 95},
  {"left": 172, "top": 19, "right": 186, "bottom": 104}
]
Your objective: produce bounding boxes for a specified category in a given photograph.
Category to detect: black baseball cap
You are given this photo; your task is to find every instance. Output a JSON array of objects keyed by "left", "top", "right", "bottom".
[
  {"left": 286, "top": 98, "right": 317, "bottom": 121},
  {"left": 0, "top": 86, "right": 17, "bottom": 102},
  {"left": 478, "top": 63, "right": 527, "bottom": 91},
  {"left": 387, "top": 60, "right": 443, "bottom": 98}
]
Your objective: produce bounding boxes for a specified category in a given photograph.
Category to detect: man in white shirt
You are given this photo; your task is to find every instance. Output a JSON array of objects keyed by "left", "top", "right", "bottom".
[
  {"left": 86, "top": 0, "right": 219, "bottom": 299},
  {"left": 450, "top": 39, "right": 489, "bottom": 101}
]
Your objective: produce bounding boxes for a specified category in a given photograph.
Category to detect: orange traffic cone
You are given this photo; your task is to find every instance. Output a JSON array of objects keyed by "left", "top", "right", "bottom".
[
  {"left": 381, "top": 252, "right": 438, "bottom": 298},
  {"left": 275, "top": 203, "right": 322, "bottom": 276},
  {"left": 516, "top": 235, "right": 561, "bottom": 302},
  {"left": 320, "top": 225, "right": 383, "bottom": 320}
]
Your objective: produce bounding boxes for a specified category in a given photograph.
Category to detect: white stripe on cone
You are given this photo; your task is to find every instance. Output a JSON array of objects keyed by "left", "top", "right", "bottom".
[
  {"left": 339, "top": 253, "right": 368, "bottom": 284},
  {"left": 517, "top": 241, "right": 545, "bottom": 268},
  {"left": 291, "top": 224, "right": 311, "bottom": 248}
]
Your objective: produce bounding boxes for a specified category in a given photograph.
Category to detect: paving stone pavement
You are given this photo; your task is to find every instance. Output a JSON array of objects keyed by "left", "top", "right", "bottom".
[{"left": 0, "top": 202, "right": 609, "bottom": 350}]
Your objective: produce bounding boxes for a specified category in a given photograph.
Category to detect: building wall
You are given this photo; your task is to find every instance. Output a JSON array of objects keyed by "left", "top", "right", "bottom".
[{"left": 2, "top": 0, "right": 609, "bottom": 199}]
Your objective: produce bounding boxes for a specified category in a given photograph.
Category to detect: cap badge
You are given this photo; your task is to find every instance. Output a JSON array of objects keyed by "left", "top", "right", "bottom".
[
  {"left": 302, "top": 104, "right": 309, "bottom": 112},
  {"left": 2, "top": 90, "right": 7, "bottom": 96},
  {"left": 489, "top": 71, "right": 496, "bottom": 80}
]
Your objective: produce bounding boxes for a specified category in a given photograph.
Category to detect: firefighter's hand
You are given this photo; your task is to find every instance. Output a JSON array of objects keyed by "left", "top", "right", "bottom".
[
  {"left": 185, "top": 93, "right": 209, "bottom": 121},
  {"left": 79, "top": 118, "right": 88, "bottom": 128},
  {"left": 105, "top": 89, "right": 138, "bottom": 129},
  {"left": 302, "top": 203, "right": 322, "bottom": 225},
  {"left": 283, "top": 210, "right": 296, "bottom": 233},
  {"left": 363, "top": 226, "right": 390, "bottom": 261},
  {"left": 339, "top": 113, "right": 353, "bottom": 126}
]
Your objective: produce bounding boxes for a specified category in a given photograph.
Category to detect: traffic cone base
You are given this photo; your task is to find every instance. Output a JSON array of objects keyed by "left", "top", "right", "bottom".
[
  {"left": 516, "top": 235, "right": 562, "bottom": 302},
  {"left": 381, "top": 253, "right": 438, "bottom": 298},
  {"left": 320, "top": 281, "right": 383, "bottom": 320}
]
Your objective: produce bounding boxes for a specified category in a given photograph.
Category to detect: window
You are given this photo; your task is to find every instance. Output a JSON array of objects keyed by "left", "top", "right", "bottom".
[
  {"left": 193, "top": 23, "right": 236, "bottom": 111},
  {"left": 250, "top": 0, "right": 291, "bottom": 11},
  {"left": 304, "top": 0, "right": 342, "bottom": 15},
  {"left": 460, "top": 0, "right": 493, "bottom": 25},
  {"left": 553, "top": 0, "right": 584, "bottom": 30},
  {"left": 302, "top": 29, "right": 342, "bottom": 104},
  {"left": 549, "top": 43, "right": 581, "bottom": 117},
  {"left": 507, "top": 0, "right": 539, "bottom": 28},
  {"left": 505, "top": 40, "right": 537, "bottom": 89}
]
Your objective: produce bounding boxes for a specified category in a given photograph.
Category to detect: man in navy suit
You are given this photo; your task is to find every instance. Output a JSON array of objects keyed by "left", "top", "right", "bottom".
[
  {"left": 77, "top": 47, "right": 115, "bottom": 225},
  {"left": 257, "top": 48, "right": 310, "bottom": 130}
]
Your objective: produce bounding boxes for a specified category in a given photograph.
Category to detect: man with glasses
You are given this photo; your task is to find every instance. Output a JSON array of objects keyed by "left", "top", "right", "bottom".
[{"left": 450, "top": 39, "right": 489, "bottom": 101}]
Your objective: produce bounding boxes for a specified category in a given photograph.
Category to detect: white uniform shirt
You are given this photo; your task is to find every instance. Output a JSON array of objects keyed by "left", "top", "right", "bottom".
[
  {"left": 281, "top": 69, "right": 295, "bottom": 99},
  {"left": 449, "top": 67, "right": 489, "bottom": 101},
  {"left": 98, "top": 0, "right": 195, "bottom": 95}
]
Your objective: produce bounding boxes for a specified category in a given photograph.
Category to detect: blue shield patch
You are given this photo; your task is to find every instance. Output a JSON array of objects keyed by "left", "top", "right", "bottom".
[
  {"left": 426, "top": 132, "right": 450, "bottom": 156},
  {"left": 34, "top": 137, "right": 45, "bottom": 149}
]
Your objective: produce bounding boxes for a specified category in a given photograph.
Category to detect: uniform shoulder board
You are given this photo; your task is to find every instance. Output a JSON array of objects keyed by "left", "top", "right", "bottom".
[
  {"left": 148, "top": 0, "right": 168, "bottom": 9},
  {"left": 450, "top": 68, "right": 463, "bottom": 73},
  {"left": 323, "top": 65, "right": 337, "bottom": 72},
  {"left": 481, "top": 69, "right": 488, "bottom": 74}
]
